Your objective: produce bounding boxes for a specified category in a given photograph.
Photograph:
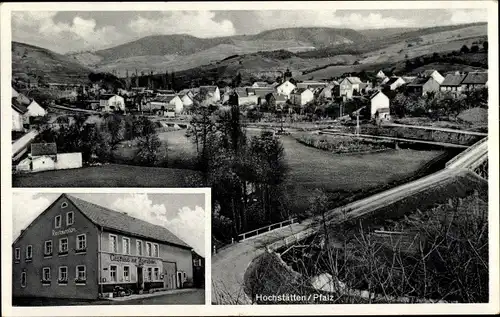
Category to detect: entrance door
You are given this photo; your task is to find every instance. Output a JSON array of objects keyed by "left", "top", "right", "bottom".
[
  {"left": 176, "top": 272, "right": 183, "bottom": 289},
  {"left": 137, "top": 267, "right": 143, "bottom": 290}
]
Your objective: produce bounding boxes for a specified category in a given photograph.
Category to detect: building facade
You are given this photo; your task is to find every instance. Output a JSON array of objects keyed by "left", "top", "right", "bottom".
[{"left": 12, "top": 194, "right": 194, "bottom": 300}]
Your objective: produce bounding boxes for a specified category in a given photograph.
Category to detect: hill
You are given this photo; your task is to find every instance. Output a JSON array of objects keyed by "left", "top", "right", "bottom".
[{"left": 12, "top": 41, "right": 91, "bottom": 85}]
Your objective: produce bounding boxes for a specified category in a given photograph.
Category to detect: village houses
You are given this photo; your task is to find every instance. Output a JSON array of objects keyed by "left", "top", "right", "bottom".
[
  {"left": 383, "top": 77, "right": 406, "bottom": 91},
  {"left": 290, "top": 88, "right": 314, "bottom": 107},
  {"left": 275, "top": 80, "right": 297, "bottom": 99},
  {"left": 368, "top": 91, "right": 391, "bottom": 121},
  {"left": 99, "top": 94, "right": 126, "bottom": 112},
  {"left": 406, "top": 76, "right": 441, "bottom": 96}
]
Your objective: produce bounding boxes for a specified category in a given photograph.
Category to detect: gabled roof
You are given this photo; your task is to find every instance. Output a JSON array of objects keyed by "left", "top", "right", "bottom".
[
  {"left": 31, "top": 143, "right": 57, "bottom": 156},
  {"left": 292, "top": 88, "right": 309, "bottom": 95},
  {"left": 153, "top": 94, "right": 178, "bottom": 103},
  {"left": 407, "top": 76, "right": 432, "bottom": 87},
  {"left": 369, "top": 90, "right": 387, "bottom": 100},
  {"left": 422, "top": 70, "right": 439, "bottom": 77},
  {"left": 385, "top": 77, "right": 403, "bottom": 86},
  {"left": 252, "top": 88, "right": 274, "bottom": 97},
  {"left": 234, "top": 88, "right": 248, "bottom": 97},
  {"left": 462, "top": 72, "right": 488, "bottom": 85},
  {"left": 277, "top": 80, "right": 296, "bottom": 88},
  {"left": 402, "top": 76, "right": 417, "bottom": 84},
  {"left": 441, "top": 73, "right": 467, "bottom": 86},
  {"left": 66, "top": 195, "right": 191, "bottom": 249},
  {"left": 253, "top": 81, "right": 270, "bottom": 87},
  {"left": 346, "top": 77, "right": 362, "bottom": 84},
  {"left": 12, "top": 98, "right": 29, "bottom": 114}
]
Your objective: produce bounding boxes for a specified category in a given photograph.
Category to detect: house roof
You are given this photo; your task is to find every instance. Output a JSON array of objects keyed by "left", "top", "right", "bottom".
[
  {"left": 31, "top": 143, "right": 57, "bottom": 156},
  {"left": 462, "top": 72, "right": 488, "bottom": 85},
  {"left": 369, "top": 90, "right": 387, "bottom": 100},
  {"left": 385, "top": 77, "right": 402, "bottom": 86},
  {"left": 407, "top": 77, "right": 432, "bottom": 87},
  {"left": 153, "top": 94, "right": 177, "bottom": 103},
  {"left": 66, "top": 195, "right": 191, "bottom": 249},
  {"left": 235, "top": 88, "right": 248, "bottom": 97},
  {"left": 441, "top": 73, "right": 467, "bottom": 86},
  {"left": 252, "top": 88, "right": 274, "bottom": 97},
  {"left": 292, "top": 88, "right": 309, "bottom": 95},
  {"left": 422, "top": 70, "right": 439, "bottom": 77},
  {"left": 253, "top": 81, "right": 270, "bottom": 87},
  {"left": 12, "top": 98, "right": 29, "bottom": 114},
  {"left": 402, "top": 76, "right": 417, "bottom": 84},
  {"left": 346, "top": 77, "right": 362, "bottom": 84}
]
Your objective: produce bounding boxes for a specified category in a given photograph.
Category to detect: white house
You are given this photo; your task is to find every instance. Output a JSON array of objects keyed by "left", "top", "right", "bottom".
[
  {"left": 150, "top": 95, "right": 184, "bottom": 115},
  {"left": 99, "top": 94, "right": 126, "bottom": 112},
  {"left": 369, "top": 91, "right": 390, "bottom": 120},
  {"left": 276, "top": 80, "right": 297, "bottom": 99},
  {"left": 290, "top": 88, "right": 314, "bottom": 106},
  {"left": 12, "top": 103, "right": 28, "bottom": 132},
  {"left": 27, "top": 100, "right": 46, "bottom": 117},
  {"left": 376, "top": 70, "right": 387, "bottom": 79},
  {"left": 339, "top": 77, "right": 362, "bottom": 99},
  {"left": 199, "top": 86, "right": 221, "bottom": 104},
  {"left": 180, "top": 94, "right": 193, "bottom": 108},
  {"left": 316, "top": 84, "right": 335, "bottom": 99},
  {"left": 18, "top": 143, "right": 82, "bottom": 173},
  {"left": 383, "top": 77, "right": 406, "bottom": 91},
  {"left": 421, "top": 70, "right": 445, "bottom": 85}
]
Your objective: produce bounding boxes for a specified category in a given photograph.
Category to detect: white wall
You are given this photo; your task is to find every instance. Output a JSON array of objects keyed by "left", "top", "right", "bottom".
[
  {"left": 55, "top": 153, "right": 83, "bottom": 170},
  {"left": 12, "top": 111, "right": 24, "bottom": 132},
  {"left": 27, "top": 101, "right": 46, "bottom": 117},
  {"left": 32, "top": 156, "right": 56, "bottom": 172},
  {"left": 370, "top": 93, "right": 390, "bottom": 118},
  {"left": 276, "top": 81, "right": 296, "bottom": 98}
]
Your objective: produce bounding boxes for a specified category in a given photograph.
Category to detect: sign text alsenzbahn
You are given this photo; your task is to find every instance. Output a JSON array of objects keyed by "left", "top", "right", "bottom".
[
  {"left": 110, "top": 254, "right": 156, "bottom": 265},
  {"left": 52, "top": 228, "right": 77, "bottom": 236}
]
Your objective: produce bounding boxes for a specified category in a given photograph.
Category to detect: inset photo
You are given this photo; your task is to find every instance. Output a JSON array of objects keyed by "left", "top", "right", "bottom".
[{"left": 11, "top": 191, "right": 207, "bottom": 306}]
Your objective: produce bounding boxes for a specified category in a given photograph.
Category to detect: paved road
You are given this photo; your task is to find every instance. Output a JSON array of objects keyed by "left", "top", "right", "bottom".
[{"left": 212, "top": 137, "right": 488, "bottom": 304}]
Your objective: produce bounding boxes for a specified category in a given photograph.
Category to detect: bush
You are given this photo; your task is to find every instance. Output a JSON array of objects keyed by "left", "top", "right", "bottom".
[{"left": 294, "top": 133, "right": 391, "bottom": 154}]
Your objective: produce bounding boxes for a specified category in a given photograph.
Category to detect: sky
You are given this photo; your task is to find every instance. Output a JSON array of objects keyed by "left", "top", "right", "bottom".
[
  {"left": 12, "top": 192, "right": 206, "bottom": 257},
  {"left": 11, "top": 9, "right": 488, "bottom": 54}
]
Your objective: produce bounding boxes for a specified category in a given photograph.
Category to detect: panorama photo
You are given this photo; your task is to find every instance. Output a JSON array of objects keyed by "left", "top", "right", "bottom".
[{"left": 9, "top": 6, "right": 490, "bottom": 305}]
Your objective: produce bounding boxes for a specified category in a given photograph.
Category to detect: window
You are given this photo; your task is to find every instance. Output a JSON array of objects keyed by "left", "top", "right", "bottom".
[
  {"left": 147, "top": 267, "right": 153, "bottom": 281},
  {"left": 44, "top": 240, "right": 52, "bottom": 256},
  {"left": 109, "top": 235, "right": 117, "bottom": 253},
  {"left": 110, "top": 265, "right": 117, "bottom": 282},
  {"left": 76, "top": 265, "right": 86, "bottom": 283},
  {"left": 26, "top": 245, "right": 32, "bottom": 260},
  {"left": 15, "top": 248, "right": 20, "bottom": 261},
  {"left": 21, "top": 272, "right": 27, "bottom": 288},
  {"left": 136, "top": 240, "right": 143, "bottom": 256},
  {"left": 42, "top": 267, "right": 51, "bottom": 283},
  {"left": 59, "top": 238, "right": 68, "bottom": 254},
  {"left": 76, "top": 234, "right": 86, "bottom": 252},
  {"left": 154, "top": 268, "right": 160, "bottom": 281},
  {"left": 58, "top": 266, "right": 68, "bottom": 284},
  {"left": 122, "top": 237, "right": 130, "bottom": 255},
  {"left": 146, "top": 242, "right": 152, "bottom": 257},
  {"left": 183, "top": 272, "right": 187, "bottom": 281},
  {"left": 55, "top": 215, "right": 61, "bottom": 228},
  {"left": 123, "top": 266, "right": 130, "bottom": 282},
  {"left": 153, "top": 243, "right": 159, "bottom": 257},
  {"left": 66, "top": 212, "right": 74, "bottom": 226},
  {"left": 61, "top": 202, "right": 68, "bottom": 208}
]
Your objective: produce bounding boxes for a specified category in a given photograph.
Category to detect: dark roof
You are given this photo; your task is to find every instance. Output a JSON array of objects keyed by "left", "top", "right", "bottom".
[
  {"left": 369, "top": 90, "right": 387, "bottom": 100},
  {"left": 462, "top": 72, "right": 488, "bottom": 85},
  {"left": 66, "top": 195, "right": 191, "bottom": 249},
  {"left": 292, "top": 88, "right": 309, "bottom": 94},
  {"left": 153, "top": 94, "right": 177, "bottom": 103},
  {"left": 422, "top": 69, "right": 439, "bottom": 77},
  {"left": 385, "top": 77, "right": 401, "bottom": 86},
  {"left": 235, "top": 88, "right": 248, "bottom": 97},
  {"left": 252, "top": 88, "right": 274, "bottom": 97},
  {"left": 407, "top": 77, "right": 431, "bottom": 87},
  {"left": 441, "top": 73, "right": 467, "bottom": 86},
  {"left": 31, "top": 143, "right": 57, "bottom": 156},
  {"left": 12, "top": 98, "right": 28, "bottom": 114}
]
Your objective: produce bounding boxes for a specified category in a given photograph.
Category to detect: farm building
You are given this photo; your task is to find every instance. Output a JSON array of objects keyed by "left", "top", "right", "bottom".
[
  {"left": 440, "top": 73, "right": 467, "bottom": 94},
  {"left": 461, "top": 72, "right": 488, "bottom": 91},
  {"left": 338, "top": 77, "right": 362, "bottom": 99},
  {"left": 406, "top": 76, "right": 441, "bottom": 96},
  {"left": 17, "top": 143, "right": 83, "bottom": 173},
  {"left": 383, "top": 77, "right": 406, "bottom": 91},
  {"left": 12, "top": 100, "right": 29, "bottom": 132},
  {"left": 276, "top": 80, "right": 297, "bottom": 99},
  {"left": 420, "top": 70, "right": 445, "bottom": 85},
  {"left": 12, "top": 194, "right": 194, "bottom": 300},
  {"left": 198, "top": 86, "right": 221, "bottom": 104},
  {"left": 27, "top": 100, "right": 46, "bottom": 117},
  {"left": 99, "top": 94, "right": 126, "bottom": 112},
  {"left": 179, "top": 94, "right": 193, "bottom": 108},
  {"left": 290, "top": 88, "right": 314, "bottom": 107},
  {"left": 369, "top": 91, "right": 391, "bottom": 120}
]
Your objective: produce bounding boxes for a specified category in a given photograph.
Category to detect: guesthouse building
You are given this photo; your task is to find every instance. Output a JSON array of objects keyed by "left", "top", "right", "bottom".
[{"left": 12, "top": 194, "right": 194, "bottom": 300}]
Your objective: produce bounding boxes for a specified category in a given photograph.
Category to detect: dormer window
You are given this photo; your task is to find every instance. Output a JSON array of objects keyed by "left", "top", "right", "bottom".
[
  {"left": 66, "top": 212, "right": 74, "bottom": 226},
  {"left": 55, "top": 215, "right": 61, "bottom": 228}
]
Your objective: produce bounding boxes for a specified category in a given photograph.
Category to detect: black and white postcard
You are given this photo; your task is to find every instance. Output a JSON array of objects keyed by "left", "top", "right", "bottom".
[{"left": 1, "top": 1, "right": 499, "bottom": 316}]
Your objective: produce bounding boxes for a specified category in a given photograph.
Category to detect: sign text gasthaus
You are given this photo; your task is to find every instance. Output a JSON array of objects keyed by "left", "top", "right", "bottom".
[
  {"left": 52, "top": 228, "right": 76, "bottom": 236},
  {"left": 110, "top": 254, "right": 157, "bottom": 265}
]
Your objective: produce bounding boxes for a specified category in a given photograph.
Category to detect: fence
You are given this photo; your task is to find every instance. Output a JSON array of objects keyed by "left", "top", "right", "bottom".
[
  {"left": 238, "top": 218, "right": 297, "bottom": 241},
  {"left": 445, "top": 136, "right": 488, "bottom": 168}
]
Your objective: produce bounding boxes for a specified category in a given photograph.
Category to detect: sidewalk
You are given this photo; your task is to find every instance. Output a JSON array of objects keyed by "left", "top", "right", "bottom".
[{"left": 106, "top": 288, "right": 198, "bottom": 302}]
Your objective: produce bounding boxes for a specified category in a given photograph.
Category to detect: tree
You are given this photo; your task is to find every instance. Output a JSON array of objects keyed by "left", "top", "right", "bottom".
[
  {"left": 136, "top": 131, "right": 162, "bottom": 166},
  {"left": 470, "top": 45, "right": 479, "bottom": 53},
  {"left": 483, "top": 41, "right": 488, "bottom": 51},
  {"left": 308, "top": 188, "right": 330, "bottom": 248},
  {"left": 460, "top": 44, "right": 470, "bottom": 54},
  {"left": 100, "top": 113, "right": 125, "bottom": 152}
]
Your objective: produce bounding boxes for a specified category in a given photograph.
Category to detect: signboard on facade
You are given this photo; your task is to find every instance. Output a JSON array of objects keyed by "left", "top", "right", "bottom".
[
  {"left": 52, "top": 228, "right": 76, "bottom": 236},
  {"left": 110, "top": 254, "right": 156, "bottom": 265}
]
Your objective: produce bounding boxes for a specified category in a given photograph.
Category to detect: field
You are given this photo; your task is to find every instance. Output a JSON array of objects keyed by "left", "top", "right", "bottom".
[
  {"left": 246, "top": 130, "right": 446, "bottom": 212},
  {"left": 113, "top": 130, "right": 197, "bottom": 167},
  {"left": 12, "top": 164, "right": 201, "bottom": 187}
]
